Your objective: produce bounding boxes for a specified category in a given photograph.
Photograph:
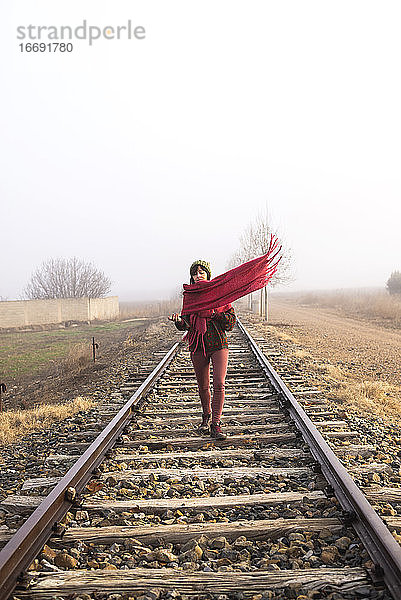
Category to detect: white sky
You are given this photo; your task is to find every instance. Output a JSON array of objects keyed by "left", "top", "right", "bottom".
[{"left": 1, "top": 1, "right": 400, "bottom": 300}]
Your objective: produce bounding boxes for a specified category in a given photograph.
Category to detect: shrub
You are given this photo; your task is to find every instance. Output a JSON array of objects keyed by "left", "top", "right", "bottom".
[{"left": 386, "top": 271, "right": 401, "bottom": 296}]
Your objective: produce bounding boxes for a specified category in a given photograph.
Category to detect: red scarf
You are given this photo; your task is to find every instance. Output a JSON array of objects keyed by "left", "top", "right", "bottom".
[{"left": 181, "top": 235, "right": 281, "bottom": 352}]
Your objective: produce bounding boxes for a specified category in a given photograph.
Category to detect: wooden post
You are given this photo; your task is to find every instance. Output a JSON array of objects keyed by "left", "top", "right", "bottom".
[
  {"left": 92, "top": 337, "right": 99, "bottom": 362},
  {"left": 264, "top": 287, "right": 268, "bottom": 321},
  {"left": 0, "top": 383, "right": 6, "bottom": 412}
]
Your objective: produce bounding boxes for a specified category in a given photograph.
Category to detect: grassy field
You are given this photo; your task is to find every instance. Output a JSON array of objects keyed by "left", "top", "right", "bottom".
[{"left": 0, "top": 319, "right": 148, "bottom": 380}]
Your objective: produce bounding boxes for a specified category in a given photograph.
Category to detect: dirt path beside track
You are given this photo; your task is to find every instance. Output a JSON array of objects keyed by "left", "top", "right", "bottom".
[{"left": 268, "top": 299, "right": 401, "bottom": 387}]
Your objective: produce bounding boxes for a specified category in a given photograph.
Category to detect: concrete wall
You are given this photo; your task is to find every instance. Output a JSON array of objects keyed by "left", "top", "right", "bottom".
[
  {"left": 89, "top": 297, "right": 119, "bottom": 321},
  {"left": 0, "top": 297, "right": 119, "bottom": 329}
]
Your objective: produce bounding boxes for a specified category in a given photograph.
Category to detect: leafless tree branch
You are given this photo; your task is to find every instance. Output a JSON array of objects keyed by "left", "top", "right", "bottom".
[
  {"left": 24, "top": 257, "right": 112, "bottom": 299},
  {"left": 229, "top": 212, "right": 294, "bottom": 287}
]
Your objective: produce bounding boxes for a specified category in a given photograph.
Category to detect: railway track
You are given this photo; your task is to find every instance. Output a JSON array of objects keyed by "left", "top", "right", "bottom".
[{"left": 1, "top": 317, "right": 401, "bottom": 599}]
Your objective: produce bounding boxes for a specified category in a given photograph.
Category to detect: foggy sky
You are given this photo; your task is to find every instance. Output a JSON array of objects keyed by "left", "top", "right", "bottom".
[{"left": 2, "top": 1, "right": 400, "bottom": 301}]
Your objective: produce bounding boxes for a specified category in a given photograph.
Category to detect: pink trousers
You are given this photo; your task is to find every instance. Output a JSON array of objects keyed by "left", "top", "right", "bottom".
[{"left": 190, "top": 348, "right": 229, "bottom": 423}]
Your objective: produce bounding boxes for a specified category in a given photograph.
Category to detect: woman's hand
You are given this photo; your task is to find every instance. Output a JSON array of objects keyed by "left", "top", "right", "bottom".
[{"left": 168, "top": 313, "right": 182, "bottom": 323}]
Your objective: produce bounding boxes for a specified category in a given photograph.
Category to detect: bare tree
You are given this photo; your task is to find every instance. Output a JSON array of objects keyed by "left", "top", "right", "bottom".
[
  {"left": 25, "top": 257, "right": 112, "bottom": 299},
  {"left": 229, "top": 212, "right": 293, "bottom": 317}
]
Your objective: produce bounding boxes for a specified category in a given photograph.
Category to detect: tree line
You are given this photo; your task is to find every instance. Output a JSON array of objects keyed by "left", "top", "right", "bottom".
[{"left": 1, "top": 222, "right": 400, "bottom": 301}]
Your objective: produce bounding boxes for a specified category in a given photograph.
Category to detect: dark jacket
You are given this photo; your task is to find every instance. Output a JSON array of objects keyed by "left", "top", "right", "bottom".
[{"left": 175, "top": 308, "right": 236, "bottom": 353}]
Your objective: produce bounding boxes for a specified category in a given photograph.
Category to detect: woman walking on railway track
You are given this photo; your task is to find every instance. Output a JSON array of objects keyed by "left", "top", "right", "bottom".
[
  {"left": 171, "top": 260, "right": 236, "bottom": 440},
  {"left": 169, "top": 235, "right": 282, "bottom": 441}
]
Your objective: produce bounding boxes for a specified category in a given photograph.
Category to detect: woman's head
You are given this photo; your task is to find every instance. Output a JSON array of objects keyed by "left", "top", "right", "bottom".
[{"left": 190, "top": 260, "right": 211, "bottom": 284}]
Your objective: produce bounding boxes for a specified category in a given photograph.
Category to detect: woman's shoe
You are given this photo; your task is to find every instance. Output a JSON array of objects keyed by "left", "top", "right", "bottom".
[
  {"left": 210, "top": 421, "right": 227, "bottom": 440},
  {"left": 198, "top": 413, "right": 211, "bottom": 435}
]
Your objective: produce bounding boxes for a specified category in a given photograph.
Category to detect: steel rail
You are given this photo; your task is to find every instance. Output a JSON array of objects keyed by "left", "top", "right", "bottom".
[
  {"left": 238, "top": 317, "right": 401, "bottom": 599},
  {"left": 0, "top": 339, "right": 182, "bottom": 600}
]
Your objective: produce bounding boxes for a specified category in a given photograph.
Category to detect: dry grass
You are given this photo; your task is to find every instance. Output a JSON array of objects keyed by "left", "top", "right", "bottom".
[
  {"left": 293, "top": 349, "right": 312, "bottom": 360},
  {"left": 293, "top": 350, "right": 401, "bottom": 423},
  {"left": 0, "top": 396, "right": 94, "bottom": 447},
  {"left": 120, "top": 299, "right": 180, "bottom": 319},
  {"left": 300, "top": 350, "right": 401, "bottom": 422},
  {"left": 330, "top": 379, "right": 401, "bottom": 421},
  {"left": 275, "top": 330, "right": 299, "bottom": 344},
  {"left": 252, "top": 314, "right": 401, "bottom": 423},
  {"left": 256, "top": 322, "right": 299, "bottom": 345},
  {"left": 316, "top": 363, "right": 345, "bottom": 381},
  {"left": 295, "top": 289, "right": 401, "bottom": 327},
  {"left": 297, "top": 353, "right": 401, "bottom": 423},
  {"left": 57, "top": 342, "right": 92, "bottom": 376}
]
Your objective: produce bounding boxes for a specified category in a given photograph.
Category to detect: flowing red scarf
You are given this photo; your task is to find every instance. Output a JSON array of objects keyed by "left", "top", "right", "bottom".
[{"left": 181, "top": 235, "right": 281, "bottom": 353}]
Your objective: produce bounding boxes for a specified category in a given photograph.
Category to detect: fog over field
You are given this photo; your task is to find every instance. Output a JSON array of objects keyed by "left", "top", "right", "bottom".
[{"left": 1, "top": 1, "right": 400, "bottom": 301}]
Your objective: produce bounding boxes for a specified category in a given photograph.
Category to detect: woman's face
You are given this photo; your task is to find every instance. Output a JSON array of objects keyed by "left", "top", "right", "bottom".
[{"left": 193, "top": 265, "right": 208, "bottom": 282}]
